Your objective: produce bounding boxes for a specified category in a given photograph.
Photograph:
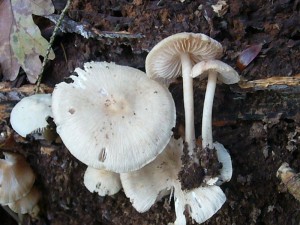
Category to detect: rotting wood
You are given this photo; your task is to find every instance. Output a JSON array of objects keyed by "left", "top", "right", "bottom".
[{"left": 236, "top": 74, "right": 300, "bottom": 93}]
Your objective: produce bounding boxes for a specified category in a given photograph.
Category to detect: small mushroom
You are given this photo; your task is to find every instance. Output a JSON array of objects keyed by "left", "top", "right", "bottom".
[
  {"left": 10, "top": 94, "right": 53, "bottom": 138},
  {"left": 8, "top": 186, "right": 40, "bottom": 215},
  {"left": 121, "top": 137, "right": 231, "bottom": 224},
  {"left": 84, "top": 166, "right": 121, "bottom": 196},
  {"left": 146, "top": 32, "right": 223, "bottom": 157},
  {"left": 0, "top": 152, "right": 35, "bottom": 204},
  {"left": 52, "top": 61, "right": 176, "bottom": 172},
  {"left": 191, "top": 59, "right": 240, "bottom": 149}
]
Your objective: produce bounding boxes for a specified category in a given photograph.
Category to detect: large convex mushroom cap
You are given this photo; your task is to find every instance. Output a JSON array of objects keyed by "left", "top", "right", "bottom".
[
  {"left": 52, "top": 61, "right": 176, "bottom": 173},
  {"left": 10, "top": 94, "right": 53, "bottom": 137},
  {"left": 0, "top": 152, "right": 35, "bottom": 204},
  {"left": 146, "top": 32, "right": 223, "bottom": 83}
]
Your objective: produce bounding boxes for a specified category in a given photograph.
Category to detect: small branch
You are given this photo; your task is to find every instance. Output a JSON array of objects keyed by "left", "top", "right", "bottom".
[
  {"left": 235, "top": 74, "right": 300, "bottom": 93},
  {"left": 44, "top": 14, "right": 145, "bottom": 40},
  {"left": 35, "top": 0, "right": 72, "bottom": 93}
]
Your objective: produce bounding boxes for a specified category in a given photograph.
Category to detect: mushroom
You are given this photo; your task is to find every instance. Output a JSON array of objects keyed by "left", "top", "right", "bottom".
[
  {"left": 8, "top": 186, "right": 40, "bottom": 215},
  {"left": 146, "top": 32, "right": 223, "bottom": 158},
  {"left": 121, "top": 138, "right": 232, "bottom": 224},
  {"left": 52, "top": 61, "right": 176, "bottom": 173},
  {"left": 191, "top": 59, "right": 240, "bottom": 150},
  {"left": 84, "top": 166, "right": 121, "bottom": 196},
  {"left": 10, "top": 94, "right": 53, "bottom": 138},
  {"left": 0, "top": 152, "right": 35, "bottom": 204}
]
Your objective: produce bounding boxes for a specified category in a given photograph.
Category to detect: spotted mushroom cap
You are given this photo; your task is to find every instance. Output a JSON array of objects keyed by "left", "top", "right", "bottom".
[
  {"left": 0, "top": 152, "right": 35, "bottom": 204},
  {"left": 52, "top": 61, "right": 176, "bottom": 173},
  {"left": 8, "top": 186, "right": 40, "bottom": 214},
  {"left": 84, "top": 166, "right": 121, "bottom": 196},
  {"left": 191, "top": 59, "right": 240, "bottom": 84},
  {"left": 10, "top": 94, "right": 53, "bottom": 137},
  {"left": 146, "top": 32, "right": 223, "bottom": 83}
]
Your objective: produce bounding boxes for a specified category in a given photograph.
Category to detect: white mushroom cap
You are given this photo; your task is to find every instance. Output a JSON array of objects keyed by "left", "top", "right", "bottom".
[
  {"left": 84, "top": 166, "right": 121, "bottom": 196},
  {"left": 52, "top": 61, "right": 176, "bottom": 173},
  {"left": 10, "top": 94, "right": 53, "bottom": 137},
  {"left": 191, "top": 59, "right": 240, "bottom": 84},
  {"left": 146, "top": 32, "right": 223, "bottom": 83},
  {"left": 121, "top": 137, "right": 183, "bottom": 212},
  {"left": 0, "top": 152, "right": 35, "bottom": 204},
  {"left": 8, "top": 186, "right": 40, "bottom": 214},
  {"left": 174, "top": 185, "right": 226, "bottom": 225},
  {"left": 214, "top": 142, "right": 233, "bottom": 184}
]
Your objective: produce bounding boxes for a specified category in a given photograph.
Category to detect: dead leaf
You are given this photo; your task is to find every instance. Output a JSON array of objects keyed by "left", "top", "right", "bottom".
[{"left": 0, "top": 0, "right": 55, "bottom": 83}]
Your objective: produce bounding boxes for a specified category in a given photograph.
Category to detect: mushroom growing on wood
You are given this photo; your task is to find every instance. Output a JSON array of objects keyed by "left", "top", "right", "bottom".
[
  {"left": 10, "top": 94, "right": 53, "bottom": 138},
  {"left": 146, "top": 32, "right": 223, "bottom": 159},
  {"left": 52, "top": 61, "right": 176, "bottom": 173},
  {"left": 84, "top": 166, "right": 121, "bottom": 196},
  {"left": 191, "top": 59, "right": 240, "bottom": 150},
  {"left": 0, "top": 152, "right": 35, "bottom": 204},
  {"left": 121, "top": 138, "right": 232, "bottom": 224}
]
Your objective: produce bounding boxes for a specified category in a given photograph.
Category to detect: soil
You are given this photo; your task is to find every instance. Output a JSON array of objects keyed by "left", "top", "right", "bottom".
[{"left": 1, "top": 0, "right": 300, "bottom": 224}]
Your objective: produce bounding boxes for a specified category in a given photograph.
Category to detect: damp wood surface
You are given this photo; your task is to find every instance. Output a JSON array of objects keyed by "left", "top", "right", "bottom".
[{"left": 1, "top": 0, "right": 300, "bottom": 224}]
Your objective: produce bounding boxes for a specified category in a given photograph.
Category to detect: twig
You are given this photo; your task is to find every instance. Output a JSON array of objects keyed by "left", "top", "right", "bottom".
[
  {"left": 35, "top": 0, "right": 72, "bottom": 93},
  {"left": 45, "top": 14, "right": 145, "bottom": 39},
  {"left": 60, "top": 42, "right": 68, "bottom": 64}
]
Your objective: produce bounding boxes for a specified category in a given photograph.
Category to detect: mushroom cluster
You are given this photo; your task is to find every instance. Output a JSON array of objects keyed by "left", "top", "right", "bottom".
[
  {"left": 0, "top": 152, "right": 40, "bottom": 219},
  {"left": 8, "top": 32, "right": 238, "bottom": 224},
  {"left": 121, "top": 32, "right": 238, "bottom": 224},
  {"left": 121, "top": 137, "right": 232, "bottom": 224}
]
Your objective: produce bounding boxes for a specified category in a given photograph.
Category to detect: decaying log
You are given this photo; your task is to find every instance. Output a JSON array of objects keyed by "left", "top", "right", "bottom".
[
  {"left": 172, "top": 74, "right": 300, "bottom": 126},
  {"left": 1, "top": 75, "right": 300, "bottom": 125}
]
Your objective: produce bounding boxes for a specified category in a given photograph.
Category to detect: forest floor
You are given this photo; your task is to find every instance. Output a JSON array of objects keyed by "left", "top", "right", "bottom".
[{"left": 1, "top": 0, "right": 300, "bottom": 224}]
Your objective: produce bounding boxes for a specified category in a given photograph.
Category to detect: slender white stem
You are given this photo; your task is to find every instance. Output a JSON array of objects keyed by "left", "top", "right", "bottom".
[
  {"left": 181, "top": 53, "right": 196, "bottom": 155},
  {"left": 202, "top": 71, "right": 217, "bottom": 149}
]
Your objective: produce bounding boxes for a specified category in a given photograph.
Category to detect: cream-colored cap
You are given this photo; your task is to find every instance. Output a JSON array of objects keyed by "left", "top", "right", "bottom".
[
  {"left": 52, "top": 61, "right": 176, "bottom": 173},
  {"left": 8, "top": 186, "right": 40, "bottom": 214},
  {"left": 0, "top": 152, "right": 35, "bottom": 204},
  {"left": 191, "top": 59, "right": 240, "bottom": 84},
  {"left": 121, "top": 137, "right": 183, "bottom": 212},
  {"left": 174, "top": 185, "right": 226, "bottom": 225},
  {"left": 84, "top": 166, "right": 121, "bottom": 196},
  {"left": 10, "top": 94, "right": 53, "bottom": 137},
  {"left": 146, "top": 32, "right": 223, "bottom": 83},
  {"left": 214, "top": 142, "right": 233, "bottom": 184}
]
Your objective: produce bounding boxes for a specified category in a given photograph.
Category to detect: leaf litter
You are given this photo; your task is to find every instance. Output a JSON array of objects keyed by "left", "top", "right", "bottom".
[{"left": 0, "top": 0, "right": 55, "bottom": 83}]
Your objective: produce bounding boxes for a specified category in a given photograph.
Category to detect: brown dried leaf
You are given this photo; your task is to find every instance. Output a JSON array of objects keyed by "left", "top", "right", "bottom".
[{"left": 0, "top": 0, "right": 55, "bottom": 83}]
